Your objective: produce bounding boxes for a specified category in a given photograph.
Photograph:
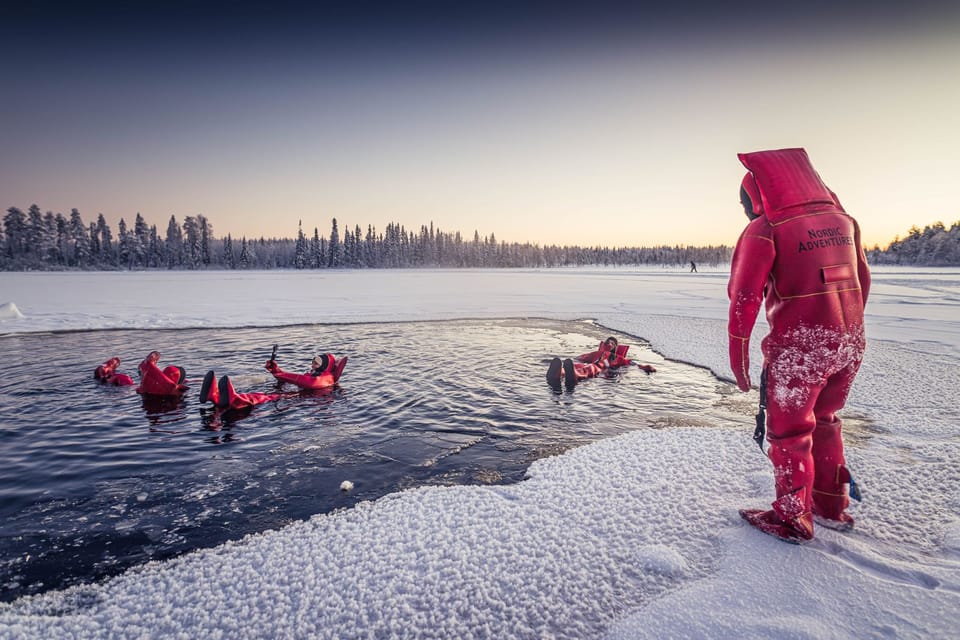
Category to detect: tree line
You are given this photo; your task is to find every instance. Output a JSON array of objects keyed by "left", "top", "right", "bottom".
[
  {"left": 867, "top": 221, "right": 960, "bottom": 267},
  {"left": 1, "top": 205, "right": 732, "bottom": 271}
]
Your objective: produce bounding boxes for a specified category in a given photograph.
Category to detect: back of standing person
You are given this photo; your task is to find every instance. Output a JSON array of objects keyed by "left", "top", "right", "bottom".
[{"left": 727, "top": 147, "right": 870, "bottom": 542}]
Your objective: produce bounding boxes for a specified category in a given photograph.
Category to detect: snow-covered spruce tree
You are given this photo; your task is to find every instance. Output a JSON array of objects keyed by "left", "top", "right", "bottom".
[{"left": 328, "top": 218, "right": 341, "bottom": 267}]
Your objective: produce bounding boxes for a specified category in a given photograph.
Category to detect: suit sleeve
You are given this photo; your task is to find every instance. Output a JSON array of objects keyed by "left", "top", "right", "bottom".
[
  {"left": 853, "top": 218, "right": 871, "bottom": 304},
  {"left": 727, "top": 221, "right": 775, "bottom": 390}
]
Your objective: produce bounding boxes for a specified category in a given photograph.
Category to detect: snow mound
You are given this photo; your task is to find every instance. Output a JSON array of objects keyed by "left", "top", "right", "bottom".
[{"left": 0, "top": 302, "right": 24, "bottom": 320}]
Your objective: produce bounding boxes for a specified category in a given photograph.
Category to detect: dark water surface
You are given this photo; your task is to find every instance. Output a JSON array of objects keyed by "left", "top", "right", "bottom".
[{"left": 0, "top": 319, "right": 744, "bottom": 601}]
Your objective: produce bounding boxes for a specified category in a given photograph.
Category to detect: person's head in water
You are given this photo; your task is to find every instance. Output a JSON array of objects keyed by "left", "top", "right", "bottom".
[
  {"left": 604, "top": 337, "right": 619, "bottom": 359},
  {"left": 311, "top": 353, "right": 331, "bottom": 376}
]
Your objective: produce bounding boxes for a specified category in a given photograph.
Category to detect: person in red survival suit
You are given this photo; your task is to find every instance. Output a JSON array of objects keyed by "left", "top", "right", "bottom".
[
  {"left": 265, "top": 353, "right": 348, "bottom": 390},
  {"left": 94, "top": 357, "right": 135, "bottom": 386},
  {"left": 136, "top": 351, "right": 189, "bottom": 396},
  {"left": 547, "top": 337, "right": 657, "bottom": 389},
  {"left": 198, "top": 370, "right": 283, "bottom": 411},
  {"left": 728, "top": 148, "right": 870, "bottom": 543}
]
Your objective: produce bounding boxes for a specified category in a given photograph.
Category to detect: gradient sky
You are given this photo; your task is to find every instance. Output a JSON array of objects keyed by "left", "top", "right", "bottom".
[{"left": 2, "top": 1, "right": 959, "bottom": 249}]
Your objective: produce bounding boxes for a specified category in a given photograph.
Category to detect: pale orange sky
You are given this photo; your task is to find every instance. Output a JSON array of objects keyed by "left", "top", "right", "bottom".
[{"left": 2, "top": 4, "right": 958, "bottom": 249}]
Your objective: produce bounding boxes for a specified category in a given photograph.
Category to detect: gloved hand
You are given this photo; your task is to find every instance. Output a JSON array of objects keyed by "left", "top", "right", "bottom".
[
  {"left": 638, "top": 364, "right": 656, "bottom": 374},
  {"left": 729, "top": 336, "right": 752, "bottom": 392},
  {"left": 265, "top": 359, "right": 279, "bottom": 373}
]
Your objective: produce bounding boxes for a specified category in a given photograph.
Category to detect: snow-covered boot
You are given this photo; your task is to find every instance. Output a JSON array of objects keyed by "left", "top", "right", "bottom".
[
  {"left": 813, "top": 511, "right": 855, "bottom": 532},
  {"left": 740, "top": 487, "right": 814, "bottom": 543}
]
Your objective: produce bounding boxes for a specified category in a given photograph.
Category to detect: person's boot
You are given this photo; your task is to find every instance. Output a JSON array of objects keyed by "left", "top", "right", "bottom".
[
  {"left": 813, "top": 511, "right": 855, "bottom": 531},
  {"left": 546, "top": 358, "right": 562, "bottom": 388},
  {"left": 563, "top": 359, "right": 577, "bottom": 390},
  {"left": 812, "top": 419, "right": 854, "bottom": 531},
  {"left": 740, "top": 487, "right": 814, "bottom": 543},
  {"left": 200, "top": 371, "right": 218, "bottom": 404},
  {"left": 217, "top": 375, "right": 235, "bottom": 410}
]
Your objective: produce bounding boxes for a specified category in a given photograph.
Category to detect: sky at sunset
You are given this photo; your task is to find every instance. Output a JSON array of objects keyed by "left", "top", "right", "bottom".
[{"left": 2, "top": 1, "right": 959, "bottom": 249}]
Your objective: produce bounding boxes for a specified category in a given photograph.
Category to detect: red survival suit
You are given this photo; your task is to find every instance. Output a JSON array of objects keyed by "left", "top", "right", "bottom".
[
  {"left": 265, "top": 354, "right": 347, "bottom": 390},
  {"left": 570, "top": 342, "right": 656, "bottom": 380},
  {"left": 94, "top": 357, "right": 135, "bottom": 386},
  {"left": 728, "top": 148, "right": 870, "bottom": 540},
  {"left": 136, "top": 352, "right": 189, "bottom": 396},
  {"left": 200, "top": 371, "right": 282, "bottom": 411}
]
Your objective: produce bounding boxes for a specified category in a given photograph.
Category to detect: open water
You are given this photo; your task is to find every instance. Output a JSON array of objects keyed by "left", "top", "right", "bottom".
[{"left": 0, "top": 318, "right": 749, "bottom": 602}]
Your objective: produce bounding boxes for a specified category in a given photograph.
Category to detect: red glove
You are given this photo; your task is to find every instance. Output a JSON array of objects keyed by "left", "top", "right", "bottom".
[
  {"left": 729, "top": 335, "right": 751, "bottom": 392},
  {"left": 265, "top": 360, "right": 279, "bottom": 373},
  {"left": 638, "top": 364, "right": 656, "bottom": 374}
]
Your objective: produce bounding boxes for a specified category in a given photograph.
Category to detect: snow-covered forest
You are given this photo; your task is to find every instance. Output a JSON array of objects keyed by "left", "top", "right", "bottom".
[
  {"left": 1, "top": 205, "right": 730, "bottom": 271},
  {"left": 868, "top": 221, "right": 960, "bottom": 266},
  {"left": 5, "top": 204, "right": 958, "bottom": 271}
]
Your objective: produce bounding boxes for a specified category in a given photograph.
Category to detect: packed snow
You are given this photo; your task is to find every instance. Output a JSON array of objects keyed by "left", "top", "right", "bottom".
[{"left": 1, "top": 266, "right": 958, "bottom": 639}]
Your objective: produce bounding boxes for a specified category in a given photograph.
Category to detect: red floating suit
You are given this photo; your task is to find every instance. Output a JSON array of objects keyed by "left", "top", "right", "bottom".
[
  {"left": 94, "top": 357, "right": 135, "bottom": 386},
  {"left": 200, "top": 372, "right": 280, "bottom": 410},
  {"left": 136, "top": 352, "right": 188, "bottom": 396},
  {"left": 565, "top": 342, "right": 654, "bottom": 380},
  {"left": 266, "top": 354, "right": 347, "bottom": 390}
]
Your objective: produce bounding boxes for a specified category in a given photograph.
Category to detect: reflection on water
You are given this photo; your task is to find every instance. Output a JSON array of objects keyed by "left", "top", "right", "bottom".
[{"left": 0, "top": 318, "right": 745, "bottom": 602}]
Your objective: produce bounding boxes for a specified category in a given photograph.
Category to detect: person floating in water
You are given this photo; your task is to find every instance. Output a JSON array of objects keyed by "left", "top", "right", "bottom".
[
  {"left": 265, "top": 352, "right": 347, "bottom": 390},
  {"left": 199, "top": 370, "right": 282, "bottom": 411},
  {"left": 136, "top": 351, "right": 189, "bottom": 396},
  {"left": 94, "top": 357, "right": 135, "bottom": 386},
  {"left": 547, "top": 337, "right": 656, "bottom": 390}
]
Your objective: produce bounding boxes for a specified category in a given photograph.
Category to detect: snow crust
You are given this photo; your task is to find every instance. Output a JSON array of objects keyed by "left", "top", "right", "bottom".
[{"left": 1, "top": 266, "right": 958, "bottom": 639}]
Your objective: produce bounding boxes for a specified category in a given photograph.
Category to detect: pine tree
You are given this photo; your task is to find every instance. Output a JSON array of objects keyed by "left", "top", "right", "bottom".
[
  {"left": 239, "top": 237, "right": 249, "bottom": 269},
  {"left": 311, "top": 227, "right": 321, "bottom": 268},
  {"left": 294, "top": 220, "right": 307, "bottom": 269},
  {"left": 69, "top": 208, "right": 91, "bottom": 267},
  {"left": 96, "top": 214, "right": 114, "bottom": 265},
  {"left": 223, "top": 234, "right": 235, "bottom": 269},
  {"left": 165, "top": 215, "right": 182, "bottom": 269},
  {"left": 328, "top": 218, "right": 341, "bottom": 267},
  {"left": 4, "top": 206, "right": 26, "bottom": 259},
  {"left": 26, "top": 205, "right": 45, "bottom": 264},
  {"left": 117, "top": 218, "right": 132, "bottom": 268}
]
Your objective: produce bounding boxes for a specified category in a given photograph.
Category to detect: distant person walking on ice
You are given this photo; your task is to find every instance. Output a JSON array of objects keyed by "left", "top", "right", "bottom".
[
  {"left": 547, "top": 337, "right": 656, "bottom": 390},
  {"left": 728, "top": 147, "right": 870, "bottom": 543},
  {"left": 690, "top": 260, "right": 697, "bottom": 272}
]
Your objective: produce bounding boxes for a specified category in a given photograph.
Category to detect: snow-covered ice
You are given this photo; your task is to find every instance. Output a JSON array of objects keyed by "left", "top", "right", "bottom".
[{"left": 1, "top": 266, "right": 958, "bottom": 639}]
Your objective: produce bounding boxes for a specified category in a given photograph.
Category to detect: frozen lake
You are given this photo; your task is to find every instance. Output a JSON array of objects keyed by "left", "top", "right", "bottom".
[{"left": 1, "top": 266, "right": 958, "bottom": 639}]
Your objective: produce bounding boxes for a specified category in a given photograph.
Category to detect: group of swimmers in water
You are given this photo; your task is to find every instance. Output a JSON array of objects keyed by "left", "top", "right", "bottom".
[
  {"left": 94, "top": 335, "right": 656, "bottom": 413},
  {"left": 94, "top": 349, "right": 348, "bottom": 412}
]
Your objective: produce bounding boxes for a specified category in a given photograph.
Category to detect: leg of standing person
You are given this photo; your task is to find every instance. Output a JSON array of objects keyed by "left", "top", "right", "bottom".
[
  {"left": 810, "top": 360, "right": 861, "bottom": 528},
  {"left": 750, "top": 359, "right": 827, "bottom": 540}
]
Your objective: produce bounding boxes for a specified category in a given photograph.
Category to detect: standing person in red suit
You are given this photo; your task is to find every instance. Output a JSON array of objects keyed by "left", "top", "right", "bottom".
[{"left": 728, "top": 148, "right": 870, "bottom": 542}]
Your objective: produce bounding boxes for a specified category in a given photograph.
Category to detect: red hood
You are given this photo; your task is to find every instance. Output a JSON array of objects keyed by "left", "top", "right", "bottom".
[{"left": 738, "top": 148, "right": 844, "bottom": 225}]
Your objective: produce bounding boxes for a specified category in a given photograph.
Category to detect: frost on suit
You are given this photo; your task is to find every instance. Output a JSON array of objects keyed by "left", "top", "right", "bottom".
[{"left": 727, "top": 148, "right": 871, "bottom": 535}]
